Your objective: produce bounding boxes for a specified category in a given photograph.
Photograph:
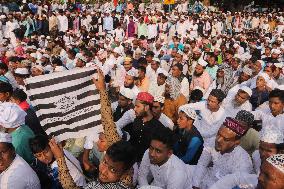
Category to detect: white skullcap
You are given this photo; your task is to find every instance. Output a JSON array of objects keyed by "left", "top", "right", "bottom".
[
  {"left": 113, "top": 47, "right": 121, "bottom": 54},
  {"left": 239, "top": 86, "right": 252, "bottom": 97},
  {"left": 0, "top": 102, "right": 27, "bottom": 129},
  {"left": 32, "top": 65, "right": 44, "bottom": 72},
  {"left": 30, "top": 53, "right": 37, "bottom": 59},
  {"left": 154, "top": 95, "right": 165, "bottom": 104},
  {"left": 42, "top": 54, "right": 50, "bottom": 59},
  {"left": 271, "top": 49, "right": 281, "bottom": 55},
  {"left": 178, "top": 106, "right": 197, "bottom": 120},
  {"left": 0, "top": 132, "right": 12, "bottom": 143},
  {"left": 157, "top": 69, "right": 169, "bottom": 77},
  {"left": 257, "top": 72, "right": 270, "bottom": 84},
  {"left": 14, "top": 68, "right": 29, "bottom": 75},
  {"left": 120, "top": 87, "right": 135, "bottom": 100},
  {"left": 54, "top": 66, "right": 67, "bottom": 72},
  {"left": 126, "top": 69, "right": 138, "bottom": 77},
  {"left": 197, "top": 58, "right": 208, "bottom": 67},
  {"left": 274, "top": 63, "right": 283, "bottom": 69},
  {"left": 260, "top": 129, "right": 284, "bottom": 144},
  {"left": 242, "top": 65, "right": 253, "bottom": 76},
  {"left": 153, "top": 57, "right": 160, "bottom": 63},
  {"left": 266, "top": 154, "right": 284, "bottom": 174}
]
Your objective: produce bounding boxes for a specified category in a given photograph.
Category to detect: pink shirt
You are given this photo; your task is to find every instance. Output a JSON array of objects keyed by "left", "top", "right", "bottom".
[{"left": 190, "top": 71, "right": 212, "bottom": 93}]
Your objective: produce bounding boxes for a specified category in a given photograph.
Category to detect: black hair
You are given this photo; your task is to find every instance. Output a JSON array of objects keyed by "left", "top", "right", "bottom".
[
  {"left": 0, "top": 63, "right": 8, "bottom": 72},
  {"left": 209, "top": 89, "right": 226, "bottom": 103},
  {"left": 106, "top": 140, "right": 136, "bottom": 171},
  {"left": 145, "top": 51, "right": 154, "bottom": 57},
  {"left": 173, "top": 63, "right": 183, "bottom": 71},
  {"left": 190, "top": 89, "right": 203, "bottom": 102},
  {"left": 29, "top": 135, "right": 49, "bottom": 154},
  {"left": 151, "top": 126, "right": 175, "bottom": 149},
  {"left": 138, "top": 66, "right": 146, "bottom": 74},
  {"left": 269, "top": 89, "right": 284, "bottom": 102},
  {"left": 11, "top": 89, "right": 27, "bottom": 102},
  {"left": 0, "top": 82, "right": 13, "bottom": 94},
  {"left": 276, "top": 143, "right": 284, "bottom": 152},
  {"left": 52, "top": 57, "right": 63, "bottom": 66}
]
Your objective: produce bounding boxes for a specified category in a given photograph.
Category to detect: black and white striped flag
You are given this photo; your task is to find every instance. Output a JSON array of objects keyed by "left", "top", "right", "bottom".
[{"left": 25, "top": 67, "right": 103, "bottom": 141}]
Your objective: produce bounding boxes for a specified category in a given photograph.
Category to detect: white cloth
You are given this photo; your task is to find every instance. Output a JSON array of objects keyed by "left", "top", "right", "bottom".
[
  {"left": 191, "top": 143, "right": 253, "bottom": 188},
  {"left": 51, "top": 150, "right": 86, "bottom": 186},
  {"left": 148, "top": 82, "right": 165, "bottom": 98},
  {"left": 252, "top": 150, "right": 261, "bottom": 175},
  {"left": 222, "top": 95, "right": 252, "bottom": 118},
  {"left": 138, "top": 150, "right": 190, "bottom": 189},
  {"left": 0, "top": 102, "right": 27, "bottom": 128},
  {"left": 209, "top": 172, "right": 258, "bottom": 189},
  {"left": 57, "top": 15, "right": 68, "bottom": 32},
  {"left": 181, "top": 101, "right": 226, "bottom": 142},
  {"left": 0, "top": 155, "right": 40, "bottom": 189}
]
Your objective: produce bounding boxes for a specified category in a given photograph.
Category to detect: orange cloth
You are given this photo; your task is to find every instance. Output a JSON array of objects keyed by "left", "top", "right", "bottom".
[{"left": 163, "top": 94, "right": 187, "bottom": 124}]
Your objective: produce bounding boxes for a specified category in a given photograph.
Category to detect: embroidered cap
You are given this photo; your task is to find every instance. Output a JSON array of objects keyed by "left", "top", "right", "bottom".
[
  {"left": 266, "top": 154, "right": 284, "bottom": 174},
  {"left": 223, "top": 117, "right": 247, "bottom": 136}
]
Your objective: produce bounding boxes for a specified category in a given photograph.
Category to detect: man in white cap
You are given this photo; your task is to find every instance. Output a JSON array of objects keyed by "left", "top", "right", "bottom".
[
  {"left": 0, "top": 132, "right": 40, "bottom": 188},
  {"left": 252, "top": 129, "right": 284, "bottom": 175},
  {"left": 273, "top": 63, "right": 284, "bottom": 85},
  {"left": 112, "top": 87, "right": 135, "bottom": 122},
  {"left": 222, "top": 86, "right": 253, "bottom": 117},
  {"left": 148, "top": 69, "right": 168, "bottom": 97},
  {"left": 0, "top": 102, "right": 35, "bottom": 164},
  {"left": 120, "top": 69, "right": 140, "bottom": 98},
  {"left": 190, "top": 58, "right": 212, "bottom": 94}
]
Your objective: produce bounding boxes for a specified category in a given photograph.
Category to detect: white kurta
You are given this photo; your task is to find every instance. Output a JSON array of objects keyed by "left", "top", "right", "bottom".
[
  {"left": 181, "top": 101, "right": 226, "bottom": 142},
  {"left": 191, "top": 142, "right": 253, "bottom": 189},
  {"left": 138, "top": 150, "right": 190, "bottom": 189},
  {"left": 0, "top": 155, "right": 40, "bottom": 189},
  {"left": 57, "top": 15, "right": 68, "bottom": 32}
]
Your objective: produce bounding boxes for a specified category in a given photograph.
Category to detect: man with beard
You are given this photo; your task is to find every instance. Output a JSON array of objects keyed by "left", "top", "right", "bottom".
[
  {"left": 188, "top": 48, "right": 202, "bottom": 77},
  {"left": 273, "top": 63, "right": 284, "bottom": 85},
  {"left": 120, "top": 70, "right": 140, "bottom": 98},
  {"left": 163, "top": 76, "right": 187, "bottom": 124},
  {"left": 191, "top": 117, "right": 253, "bottom": 189},
  {"left": 204, "top": 64, "right": 235, "bottom": 98},
  {"left": 190, "top": 58, "right": 212, "bottom": 94},
  {"left": 138, "top": 127, "right": 190, "bottom": 188},
  {"left": 222, "top": 86, "right": 253, "bottom": 117},
  {"left": 227, "top": 65, "right": 253, "bottom": 97},
  {"left": 128, "top": 92, "right": 164, "bottom": 162}
]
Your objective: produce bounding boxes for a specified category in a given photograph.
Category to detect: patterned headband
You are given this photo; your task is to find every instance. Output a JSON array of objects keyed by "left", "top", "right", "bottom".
[{"left": 223, "top": 117, "right": 247, "bottom": 136}]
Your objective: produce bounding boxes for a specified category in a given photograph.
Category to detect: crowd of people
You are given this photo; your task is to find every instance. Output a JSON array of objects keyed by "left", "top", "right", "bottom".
[{"left": 0, "top": 0, "right": 284, "bottom": 189}]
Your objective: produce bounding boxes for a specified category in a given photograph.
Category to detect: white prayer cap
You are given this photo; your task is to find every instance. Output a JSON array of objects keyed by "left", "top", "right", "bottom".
[
  {"left": 0, "top": 132, "right": 12, "bottom": 143},
  {"left": 46, "top": 36, "right": 51, "bottom": 40},
  {"left": 197, "top": 58, "right": 208, "bottom": 67},
  {"left": 30, "top": 53, "right": 37, "bottom": 59},
  {"left": 274, "top": 63, "right": 283, "bottom": 69},
  {"left": 257, "top": 72, "right": 270, "bottom": 83},
  {"left": 154, "top": 95, "right": 165, "bottom": 104},
  {"left": 120, "top": 87, "right": 135, "bottom": 100},
  {"left": 126, "top": 70, "right": 138, "bottom": 77},
  {"left": 32, "top": 65, "right": 44, "bottom": 72},
  {"left": 233, "top": 43, "right": 239, "bottom": 48},
  {"left": 157, "top": 69, "right": 169, "bottom": 77},
  {"left": 0, "top": 102, "right": 27, "bottom": 128},
  {"left": 266, "top": 154, "right": 284, "bottom": 174},
  {"left": 271, "top": 49, "right": 281, "bottom": 55},
  {"left": 14, "top": 68, "right": 29, "bottom": 75},
  {"left": 177, "top": 50, "right": 184, "bottom": 55},
  {"left": 242, "top": 65, "right": 253, "bottom": 76},
  {"left": 239, "top": 86, "right": 252, "bottom": 97},
  {"left": 153, "top": 57, "right": 160, "bottom": 63},
  {"left": 260, "top": 129, "right": 284, "bottom": 144},
  {"left": 178, "top": 106, "right": 197, "bottom": 120},
  {"left": 42, "top": 54, "right": 50, "bottom": 59},
  {"left": 77, "top": 55, "right": 87, "bottom": 63},
  {"left": 0, "top": 15, "right": 6, "bottom": 19},
  {"left": 54, "top": 66, "right": 67, "bottom": 72},
  {"left": 113, "top": 47, "right": 121, "bottom": 54},
  {"left": 277, "top": 38, "right": 283, "bottom": 42},
  {"left": 256, "top": 60, "right": 265, "bottom": 68}
]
